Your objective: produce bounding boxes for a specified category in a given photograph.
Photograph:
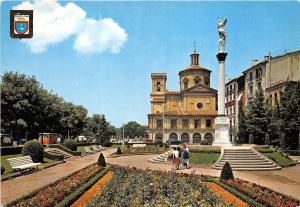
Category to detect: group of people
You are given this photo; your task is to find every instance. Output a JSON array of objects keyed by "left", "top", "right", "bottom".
[{"left": 171, "top": 144, "right": 190, "bottom": 170}]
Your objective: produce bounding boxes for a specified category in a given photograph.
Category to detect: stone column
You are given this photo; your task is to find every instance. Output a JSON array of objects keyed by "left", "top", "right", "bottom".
[{"left": 212, "top": 52, "right": 232, "bottom": 146}]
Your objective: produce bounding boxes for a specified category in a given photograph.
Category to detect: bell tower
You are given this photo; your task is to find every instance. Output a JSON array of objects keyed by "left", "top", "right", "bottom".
[{"left": 151, "top": 73, "right": 167, "bottom": 94}]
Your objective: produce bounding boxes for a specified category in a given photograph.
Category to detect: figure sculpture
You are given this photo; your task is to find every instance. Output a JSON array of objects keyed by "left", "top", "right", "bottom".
[{"left": 218, "top": 17, "right": 227, "bottom": 52}]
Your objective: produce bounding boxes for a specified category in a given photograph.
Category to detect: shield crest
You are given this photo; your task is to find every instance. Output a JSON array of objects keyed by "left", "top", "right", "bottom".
[
  {"left": 10, "top": 10, "right": 33, "bottom": 38},
  {"left": 15, "top": 21, "right": 29, "bottom": 34}
]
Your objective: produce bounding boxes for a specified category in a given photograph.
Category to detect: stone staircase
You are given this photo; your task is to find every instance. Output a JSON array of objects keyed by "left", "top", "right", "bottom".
[
  {"left": 212, "top": 147, "right": 281, "bottom": 171},
  {"left": 45, "top": 148, "right": 73, "bottom": 159},
  {"left": 149, "top": 151, "right": 170, "bottom": 164}
]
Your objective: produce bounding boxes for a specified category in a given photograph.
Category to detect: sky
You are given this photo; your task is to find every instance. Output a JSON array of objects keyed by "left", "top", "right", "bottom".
[{"left": 1, "top": 1, "right": 300, "bottom": 127}]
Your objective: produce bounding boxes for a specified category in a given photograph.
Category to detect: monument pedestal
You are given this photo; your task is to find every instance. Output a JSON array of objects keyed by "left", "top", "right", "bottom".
[{"left": 213, "top": 115, "right": 232, "bottom": 146}]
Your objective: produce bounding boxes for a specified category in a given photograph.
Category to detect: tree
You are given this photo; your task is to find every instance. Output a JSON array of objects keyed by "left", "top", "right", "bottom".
[
  {"left": 266, "top": 103, "right": 283, "bottom": 146},
  {"left": 237, "top": 103, "right": 247, "bottom": 144},
  {"left": 278, "top": 81, "right": 300, "bottom": 149},
  {"left": 86, "top": 114, "right": 110, "bottom": 144},
  {"left": 245, "top": 86, "right": 269, "bottom": 144},
  {"left": 122, "top": 121, "right": 147, "bottom": 138}
]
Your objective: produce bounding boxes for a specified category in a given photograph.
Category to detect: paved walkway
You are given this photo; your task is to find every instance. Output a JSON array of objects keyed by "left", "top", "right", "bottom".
[
  {"left": 1, "top": 148, "right": 115, "bottom": 205},
  {"left": 106, "top": 154, "right": 300, "bottom": 200}
]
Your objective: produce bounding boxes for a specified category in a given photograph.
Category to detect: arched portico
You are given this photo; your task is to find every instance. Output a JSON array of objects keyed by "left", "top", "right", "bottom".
[
  {"left": 169, "top": 133, "right": 178, "bottom": 142},
  {"left": 193, "top": 133, "right": 201, "bottom": 143},
  {"left": 181, "top": 133, "right": 189, "bottom": 143},
  {"left": 204, "top": 133, "right": 213, "bottom": 145}
]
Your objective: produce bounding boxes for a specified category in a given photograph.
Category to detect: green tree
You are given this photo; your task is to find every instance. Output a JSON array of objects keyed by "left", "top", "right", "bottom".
[
  {"left": 122, "top": 121, "right": 147, "bottom": 138},
  {"left": 237, "top": 103, "right": 247, "bottom": 144},
  {"left": 86, "top": 114, "right": 110, "bottom": 144},
  {"left": 278, "top": 81, "right": 300, "bottom": 149},
  {"left": 245, "top": 86, "right": 269, "bottom": 144},
  {"left": 266, "top": 104, "right": 283, "bottom": 146}
]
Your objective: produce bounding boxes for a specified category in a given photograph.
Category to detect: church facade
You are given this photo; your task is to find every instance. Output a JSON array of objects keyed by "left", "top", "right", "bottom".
[{"left": 148, "top": 50, "right": 217, "bottom": 144}]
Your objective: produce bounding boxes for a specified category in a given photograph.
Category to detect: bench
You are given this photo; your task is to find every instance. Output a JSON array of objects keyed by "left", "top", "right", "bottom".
[
  {"left": 84, "top": 146, "right": 94, "bottom": 154},
  {"left": 92, "top": 145, "right": 100, "bottom": 152},
  {"left": 7, "top": 156, "right": 41, "bottom": 172}
]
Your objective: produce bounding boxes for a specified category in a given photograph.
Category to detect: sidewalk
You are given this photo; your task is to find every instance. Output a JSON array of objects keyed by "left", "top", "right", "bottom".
[{"left": 1, "top": 148, "right": 115, "bottom": 205}]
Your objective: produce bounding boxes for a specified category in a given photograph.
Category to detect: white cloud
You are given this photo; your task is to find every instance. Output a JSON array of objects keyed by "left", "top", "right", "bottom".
[
  {"left": 74, "top": 18, "right": 127, "bottom": 54},
  {"left": 13, "top": 0, "right": 127, "bottom": 54}
]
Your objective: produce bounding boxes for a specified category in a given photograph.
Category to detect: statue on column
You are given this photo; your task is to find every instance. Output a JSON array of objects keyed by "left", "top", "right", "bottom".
[{"left": 218, "top": 17, "right": 227, "bottom": 53}]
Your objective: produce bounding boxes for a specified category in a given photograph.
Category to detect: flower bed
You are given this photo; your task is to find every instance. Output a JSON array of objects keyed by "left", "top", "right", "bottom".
[
  {"left": 121, "top": 146, "right": 168, "bottom": 155},
  {"left": 6, "top": 164, "right": 104, "bottom": 207},
  {"left": 223, "top": 179, "right": 300, "bottom": 207},
  {"left": 87, "top": 167, "right": 239, "bottom": 207}
]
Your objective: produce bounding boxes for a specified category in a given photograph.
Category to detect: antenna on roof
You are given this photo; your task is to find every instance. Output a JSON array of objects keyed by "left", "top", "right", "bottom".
[{"left": 193, "top": 41, "right": 197, "bottom": 52}]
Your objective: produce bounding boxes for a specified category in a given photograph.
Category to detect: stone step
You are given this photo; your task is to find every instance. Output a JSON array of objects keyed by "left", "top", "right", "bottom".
[
  {"left": 223, "top": 152, "right": 257, "bottom": 155},
  {"left": 218, "top": 160, "right": 272, "bottom": 164},
  {"left": 212, "top": 166, "right": 281, "bottom": 171},
  {"left": 214, "top": 163, "right": 278, "bottom": 168}
]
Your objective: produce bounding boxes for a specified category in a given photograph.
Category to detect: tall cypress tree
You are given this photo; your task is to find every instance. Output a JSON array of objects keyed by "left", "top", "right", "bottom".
[
  {"left": 278, "top": 81, "right": 300, "bottom": 149},
  {"left": 245, "top": 86, "right": 269, "bottom": 144},
  {"left": 237, "top": 103, "right": 247, "bottom": 144}
]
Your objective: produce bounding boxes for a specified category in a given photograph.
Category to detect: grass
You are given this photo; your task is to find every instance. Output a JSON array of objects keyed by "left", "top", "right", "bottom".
[
  {"left": 1, "top": 154, "right": 61, "bottom": 176},
  {"left": 262, "top": 151, "right": 295, "bottom": 166},
  {"left": 189, "top": 152, "right": 221, "bottom": 164}
]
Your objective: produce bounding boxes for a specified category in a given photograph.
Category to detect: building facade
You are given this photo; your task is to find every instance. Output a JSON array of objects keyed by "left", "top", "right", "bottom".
[
  {"left": 243, "top": 50, "right": 300, "bottom": 107},
  {"left": 148, "top": 50, "right": 217, "bottom": 144},
  {"left": 225, "top": 75, "right": 245, "bottom": 140}
]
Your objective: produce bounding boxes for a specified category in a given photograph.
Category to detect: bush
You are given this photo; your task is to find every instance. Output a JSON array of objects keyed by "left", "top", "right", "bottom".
[
  {"left": 127, "top": 144, "right": 130, "bottom": 148},
  {"left": 97, "top": 153, "right": 106, "bottom": 167},
  {"left": 63, "top": 139, "right": 77, "bottom": 151},
  {"left": 0, "top": 146, "right": 23, "bottom": 156},
  {"left": 22, "top": 140, "right": 44, "bottom": 163},
  {"left": 1, "top": 166, "right": 5, "bottom": 175},
  {"left": 44, "top": 151, "right": 65, "bottom": 161},
  {"left": 220, "top": 162, "right": 234, "bottom": 180},
  {"left": 200, "top": 140, "right": 209, "bottom": 145},
  {"left": 116, "top": 147, "right": 122, "bottom": 155}
]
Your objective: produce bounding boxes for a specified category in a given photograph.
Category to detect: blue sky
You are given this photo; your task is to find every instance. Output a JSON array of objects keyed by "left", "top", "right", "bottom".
[{"left": 1, "top": 1, "right": 300, "bottom": 127}]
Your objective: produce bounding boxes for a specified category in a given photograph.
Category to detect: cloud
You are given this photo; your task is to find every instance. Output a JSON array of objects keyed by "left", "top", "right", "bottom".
[
  {"left": 74, "top": 18, "right": 127, "bottom": 54},
  {"left": 13, "top": 0, "right": 127, "bottom": 54}
]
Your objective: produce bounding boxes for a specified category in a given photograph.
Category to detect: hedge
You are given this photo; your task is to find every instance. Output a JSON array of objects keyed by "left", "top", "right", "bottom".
[
  {"left": 44, "top": 151, "right": 65, "bottom": 161},
  {"left": 202, "top": 176, "right": 265, "bottom": 207},
  {"left": 56, "top": 166, "right": 111, "bottom": 207},
  {"left": 47, "top": 144, "right": 81, "bottom": 156},
  {"left": 0, "top": 146, "right": 23, "bottom": 156},
  {"left": 5, "top": 163, "right": 107, "bottom": 207}
]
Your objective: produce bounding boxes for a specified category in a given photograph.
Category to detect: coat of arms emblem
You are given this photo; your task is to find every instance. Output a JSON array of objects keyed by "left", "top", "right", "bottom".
[{"left": 10, "top": 10, "right": 33, "bottom": 39}]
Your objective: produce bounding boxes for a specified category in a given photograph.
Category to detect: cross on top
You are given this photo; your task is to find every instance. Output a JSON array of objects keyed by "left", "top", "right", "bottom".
[{"left": 193, "top": 41, "right": 198, "bottom": 53}]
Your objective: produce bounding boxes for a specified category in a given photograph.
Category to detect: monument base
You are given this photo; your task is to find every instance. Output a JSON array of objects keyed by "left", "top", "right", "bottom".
[{"left": 212, "top": 115, "right": 232, "bottom": 147}]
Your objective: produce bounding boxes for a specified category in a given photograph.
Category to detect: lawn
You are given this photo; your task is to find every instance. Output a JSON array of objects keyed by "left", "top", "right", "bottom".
[
  {"left": 1, "top": 154, "right": 61, "bottom": 176},
  {"left": 189, "top": 152, "right": 220, "bottom": 164},
  {"left": 262, "top": 151, "right": 295, "bottom": 166},
  {"left": 120, "top": 146, "right": 168, "bottom": 154}
]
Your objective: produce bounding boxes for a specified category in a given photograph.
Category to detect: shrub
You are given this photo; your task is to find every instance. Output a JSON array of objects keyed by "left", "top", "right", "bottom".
[
  {"left": 200, "top": 140, "right": 209, "bottom": 145},
  {"left": 220, "top": 162, "right": 234, "bottom": 180},
  {"left": 1, "top": 166, "right": 5, "bottom": 175},
  {"left": 44, "top": 151, "right": 65, "bottom": 161},
  {"left": 97, "top": 153, "right": 106, "bottom": 167},
  {"left": 22, "top": 140, "right": 44, "bottom": 163},
  {"left": 63, "top": 139, "right": 77, "bottom": 151},
  {"left": 0, "top": 146, "right": 23, "bottom": 156},
  {"left": 127, "top": 144, "right": 130, "bottom": 148},
  {"left": 116, "top": 147, "right": 122, "bottom": 155}
]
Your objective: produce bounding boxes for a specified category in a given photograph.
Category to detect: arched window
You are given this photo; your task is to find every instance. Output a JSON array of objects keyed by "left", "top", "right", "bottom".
[
  {"left": 204, "top": 77, "right": 209, "bottom": 86},
  {"left": 183, "top": 78, "right": 189, "bottom": 90},
  {"left": 181, "top": 133, "right": 189, "bottom": 143},
  {"left": 193, "top": 133, "right": 201, "bottom": 143},
  {"left": 204, "top": 133, "right": 213, "bottom": 145},
  {"left": 169, "top": 133, "right": 178, "bottom": 142},
  {"left": 194, "top": 76, "right": 201, "bottom": 85},
  {"left": 155, "top": 133, "right": 163, "bottom": 142}
]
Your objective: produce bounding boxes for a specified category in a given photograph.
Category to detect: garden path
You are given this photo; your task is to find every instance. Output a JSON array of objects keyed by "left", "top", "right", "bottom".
[
  {"left": 1, "top": 148, "right": 115, "bottom": 205},
  {"left": 106, "top": 154, "right": 300, "bottom": 200}
]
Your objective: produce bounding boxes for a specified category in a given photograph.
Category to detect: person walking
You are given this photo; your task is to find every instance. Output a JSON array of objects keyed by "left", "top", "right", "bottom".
[
  {"left": 177, "top": 146, "right": 183, "bottom": 170},
  {"left": 182, "top": 144, "right": 190, "bottom": 169},
  {"left": 172, "top": 147, "right": 178, "bottom": 170}
]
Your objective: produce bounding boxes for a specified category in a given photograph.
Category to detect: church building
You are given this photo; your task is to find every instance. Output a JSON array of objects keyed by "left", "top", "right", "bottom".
[{"left": 148, "top": 49, "right": 217, "bottom": 144}]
